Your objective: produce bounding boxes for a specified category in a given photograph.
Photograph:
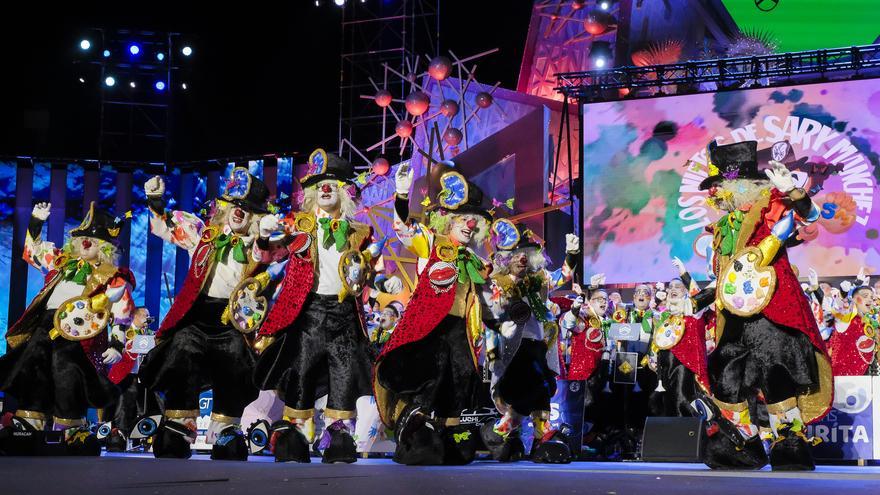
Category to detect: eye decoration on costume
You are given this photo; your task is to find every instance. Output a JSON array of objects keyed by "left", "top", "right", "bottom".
[
  {"left": 307, "top": 148, "right": 329, "bottom": 177},
  {"left": 491, "top": 218, "right": 520, "bottom": 251},
  {"left": 130, "top": 415, "right": 163, "bottom": 439},
  {"left": 247, "top": 419, "right": 271, "bottom": 454},
  {"left": 438, "top": 171, "right": 468, "bottom": 209}
]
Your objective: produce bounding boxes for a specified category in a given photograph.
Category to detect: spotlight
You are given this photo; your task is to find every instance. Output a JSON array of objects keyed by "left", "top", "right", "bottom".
[
  {"left": 181, "top": 82, "right": 188, "bottom": 90},
  {"left": 181, "top": 46, "right": 193, "bottom": 57},
  {"left": 334, "top": 0, "right": 345, "bottom": 5},
  {"left": 156, "top": 52, "right": 165, "bottom": 61},
  {"left": 78, "top": 77, "right": 85, "bottom": 83},
  {"left": 589, "top": 41, "right": 613, "bottom": 69},
  {"left": 130, "top": 81, "right": 137, "bottom": 88},
  {"left": 129, "top": 44, "right": 141, "bottom": 55},
  {"left": 105, "top": 76, "right": 116, "bottom": 87},
  {"left": 79, "top": 39, "right": 91, "bottom": 50},
  {"left": 103, "top": 49, "right": 111, "bottom": 58},
  {"left": 314, "top": 0, "right": 320, "bottom": 4},
  {"left": 600, "top": 1, "right": 610, "bottom": 10},
  {"left": 155, "top": 81, "right": 166, "bottom": 91}
]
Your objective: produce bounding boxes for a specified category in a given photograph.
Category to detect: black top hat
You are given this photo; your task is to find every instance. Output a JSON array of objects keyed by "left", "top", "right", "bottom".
[
  {"left": 698, "top": 140, "right": 763, "bottom": 190},
  {"left": 430, "top": 170, "right": 493, "bottom": 222},
  {"left": 221, "top": 167, "right": 270, "bottom": 214},
  {"left": 491, "top": 218, "right": 541, "bottom": 251},
  {"left": 70, "top": 202, "right": 128, "bottom": 245},
  {"left": 301, "top": 148, "right": 357, "bottom": 189}
]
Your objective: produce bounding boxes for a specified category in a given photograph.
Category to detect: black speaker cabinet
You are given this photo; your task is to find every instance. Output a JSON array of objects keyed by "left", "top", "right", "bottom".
[{"left": 641, "top": 416, "right": 705, "bottom": 462}]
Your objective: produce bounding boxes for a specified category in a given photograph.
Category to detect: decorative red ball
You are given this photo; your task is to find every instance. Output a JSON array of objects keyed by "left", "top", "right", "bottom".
[
  {"left": 428, "top": 56, "right": 453, "bottom": 81},
  {"left": 374, "top": 90, "right": 393, "bottom": 108},
  {"left": 405, "top": 91, "right": 431, "bottom": 116},
  {"left": 443, "top": 128, "right": 463, "bottom": 146},
  {"left": 395, "top": 120, "right": 414, "bottom": 138},
  {"left": 440, "top": 99, "right": 459, "bottom": 117},
  {"left": 475, "top": 92, "right": 493, "bottom": 109},
  {"left": 372, "top": 157, "right": 391, "bottom": 176},
  {"left": 584, "top": 11, "right": 610, "bottom": 35}
]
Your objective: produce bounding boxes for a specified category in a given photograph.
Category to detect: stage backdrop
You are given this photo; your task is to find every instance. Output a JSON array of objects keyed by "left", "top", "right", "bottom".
[{"left": 582, "top": 78, "right": 880, "bottom": 284}]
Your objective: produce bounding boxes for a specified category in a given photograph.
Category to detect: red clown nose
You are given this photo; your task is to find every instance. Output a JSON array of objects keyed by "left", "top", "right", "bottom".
[
  {"left": 321, "top": 184, "right": 333, "bottom": 193},
  {"left": 466, "top": 219, "right": 477, "bottom": 229},
  {"left": 81, "top": 239, "right": 92, "bottom": 249}
]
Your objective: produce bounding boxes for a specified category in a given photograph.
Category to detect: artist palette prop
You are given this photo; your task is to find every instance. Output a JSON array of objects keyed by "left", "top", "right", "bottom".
[
  {"left": 653, "top": 316, "right": 685, "bottom": 350},
  {"left": 339, "top": 249, "right": 369, "bottom": 299},
  {"left": 52, "top": 296, "right": 112, "bottom": 341},
  {"left": 228, "top": 276, "right": 270, "bottom": 334},
  {"left": 718, "top": 246, "right": 776, "bottom": 317}
]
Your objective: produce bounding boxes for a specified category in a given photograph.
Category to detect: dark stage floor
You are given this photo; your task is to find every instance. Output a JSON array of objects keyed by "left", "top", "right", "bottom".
[{"left": 2, "top": 454, "right": 880, "bottom": 495}]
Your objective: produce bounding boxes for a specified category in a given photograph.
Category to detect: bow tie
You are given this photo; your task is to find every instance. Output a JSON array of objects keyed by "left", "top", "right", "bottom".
[
  {"left": 318, "top": 217, "right": 350, "bottom": 251},
  {"left": 61, "top": 258, "right": 92, "bottom": 284},
  {"left": 456, "top": 247, "right": 485, "bottom": 285}
]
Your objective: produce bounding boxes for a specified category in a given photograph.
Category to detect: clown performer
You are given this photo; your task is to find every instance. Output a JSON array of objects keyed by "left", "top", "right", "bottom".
[
  {"left": 138, "top": 167, "right": 273, "bottom": 461},
  {"left": 699, "top": 140, "right": 832, "bottom": 471},
  {"left": 828, "top": 271, "right": 879, "bottom": 376},
  {"left": 0, "top": 201, "right": 134, "bottom": 455},
  {"left": 478, "top": 220, "right": 580, "bottom": 463},
  {"left": 251, "top": 149, "right": 402, "bottom": 464},
  {"left": 372, "top": 301, "right": 405, "bottom": 352},
  {"left": 800, "top": 268, "right": 832, "bottom": 341},
  {"left": 372, "top": 163, "right": 493, "bottom": 466},
  {"left": 647, "top": 260, "right": 712, "bottom": 417}
]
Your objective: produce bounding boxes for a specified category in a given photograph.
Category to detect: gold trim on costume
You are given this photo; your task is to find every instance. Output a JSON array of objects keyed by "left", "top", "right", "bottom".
[
  {"left": 531, "top": 411, "right": 551, "bottom": 421},
  {"left": 324, "top": 408, "right": 357, "bottom": 421},
  {"left": 210, "top": 412, "right": 241, "bottom": 425},
  {"left": 53, "top": 416, "right": 87, "bottom": 427},
  {"left": 712, "top": 398, "right": 749, "bottom": 413},
  {"left": 165, "top": 409, "right": 199, "bottom": 419},
  {"left": 766, "top": 397, "right": 798, "bottom": 415},
  {"left": 435, "top": 240, "right": 457, "bottom": 263},
  {"left": 15, "top": 410, "right": 47, "bottom": 420},
  {"left": 282, "top": 407, "right": 314, "bottom": 420},
  {"left": 439, "top": 417, "right": 461, "bottom": 426}
]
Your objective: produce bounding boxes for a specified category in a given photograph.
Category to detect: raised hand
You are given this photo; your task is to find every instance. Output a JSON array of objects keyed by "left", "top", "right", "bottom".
[
  {"left": 32, "top": 202, "right": 51, "bottom": 221},
  {"left": 765, "top": 160, "right": 796, "bottom": 193},
  {"left": 259, "top": 215, "right": 280, "bottom": 238},
  {"left": 394, "top": 164, "right": 414, "bottom": 196},
  {"left": 565, "top": 233, "right": 580, "bottom": 254},
  {"left": 672, "top": 256, "right": 686, "bottom": 276},
  {"left": 145, "top": 176, "right": 165, "bottom": 197}
]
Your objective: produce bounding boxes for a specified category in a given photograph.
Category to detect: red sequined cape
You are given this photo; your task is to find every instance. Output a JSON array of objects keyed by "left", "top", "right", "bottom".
[{"left": 829, "top": 316, "right": 871, "bottom": 377}]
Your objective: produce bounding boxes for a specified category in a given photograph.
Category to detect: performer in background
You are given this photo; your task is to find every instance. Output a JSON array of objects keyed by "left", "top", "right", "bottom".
[
  {"left": 372, "top": 301, "right": 405, "bottom": 352},
  {"left": 479, "top": 220, "right": 579, "bottom": 463},
  {"left": 828, "top": 271, "right": 879, "bottom": 376},
  {"left": 252, "top": 149, "right": 402, "bottom": 464},
  {"left": 374, "top": 163, "right": 492, "bottom": 466},
  {"left": 0, "top": 201, "right": 134, "bottom": 455},
  {"left": 139, "top": 168, "right": 273, "bottom": 461},
  {"left": 700, "top": 140, "right": 831, "bottom": 471}
]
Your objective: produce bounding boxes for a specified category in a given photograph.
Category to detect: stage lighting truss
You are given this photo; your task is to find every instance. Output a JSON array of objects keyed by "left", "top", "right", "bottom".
[{"left": 556, "top": 43, "right": 880, "bottom": 101}]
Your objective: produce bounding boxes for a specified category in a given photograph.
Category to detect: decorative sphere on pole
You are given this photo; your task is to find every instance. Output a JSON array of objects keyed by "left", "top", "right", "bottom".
[
  {"left": 405, "top": 91, "right": 431, "bottom": 116},
  {"left": 475, "top": 92, "right": 494, "bottom": 109},
  {"left": 428, "top": 56, "right": 453, "bottom": 81},
  {"left": 395, "top": 120, "right": 414, "bottom": 138},
  {"left": 440, "top": 99, "right": 459, "bottom": 117},
  {"left": 443, "top": 128, "right": 463, "bottom": 146},
  {"left": 374, "top": 90, "right": 393, "bottom": 108},
  {"left": 372, "top": 157, "right": 391, "bottom": 176},
  {"left": 584, "top": 10, "right": 611, "bottom": 35}
]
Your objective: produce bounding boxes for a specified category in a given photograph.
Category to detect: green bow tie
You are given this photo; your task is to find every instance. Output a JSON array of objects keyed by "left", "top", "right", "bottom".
[
  {"left": 456, "top": 247, "right": 485, "bottom": 285},
  {"left": 717, "top": 210, "right": 744, "bottom": 257},
  {"left": 214, "top": 233, "right": 248, "bottom": 264},
  {"left": 62, "top": 258, "right": 92, "bottom": 284},
  {"left": 318, "top": 217, "right": 350, "bottom": 251}
]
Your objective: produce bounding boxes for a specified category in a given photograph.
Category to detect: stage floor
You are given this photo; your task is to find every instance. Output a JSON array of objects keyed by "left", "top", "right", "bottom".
[{"left": 2, "top": 454, "right": 880, "bottom": 494}]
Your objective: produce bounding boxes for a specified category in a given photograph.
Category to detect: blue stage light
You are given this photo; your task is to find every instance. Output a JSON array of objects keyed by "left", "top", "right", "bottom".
[
  {"left": 80, "top": 39, "right": 91, "bottom": 50},
  {"left": 105, "top": 76, "right": 116, "bottom": 87},
  {"left": 181, "top": 46, "right": 193, "bottom": 57},
  {"left": 155, "top": 81, "right": 166, "bottom": 91},
  {"left": 129, "top": 44, "right": 140, "bottom": 55},
  {"left": 103, "top": 49, "right": 111, "bottom": 58},
  {"left": 156, "top": 52, "right": 165, "bottom": 61}
]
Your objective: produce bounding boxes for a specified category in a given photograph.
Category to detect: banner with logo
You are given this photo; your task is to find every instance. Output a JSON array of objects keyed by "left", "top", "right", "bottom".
[{"left": 807, "top": 376, "right": 877, "bottom": 460}]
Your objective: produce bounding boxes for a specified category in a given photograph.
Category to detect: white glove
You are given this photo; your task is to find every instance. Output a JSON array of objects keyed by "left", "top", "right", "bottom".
[
  {"left": 840, "top": 280, "right": 853, "bottom": 293},
  {"left": 259, "top": 215, "right": 279, "bottom": 238},
  {"left": 856, "top": 267, "right": 869, "bottom": 286},
  {"left": 382, "top": 276, "right": 404, "bottom": 295},
  {"left": 571, "top": 295, "right": 584, "bottom": 313},
  {"left": 565, "top": 233, "right": 580, "bottom": 254},
  {"left": 808, "top": 268, "right": 819, "bottom": 290},
  {"left": 101, "top": 348, "right": 122, "bottom": 365},
  {"left": 500, "top": 321, "right": 517, "bottom": 339},
  {"left": 589, "top": 273, "right": 605, "bottom": 287},
  {"left": 32, "top": 202, "right": 51, "bottom": 221},
  {"left": 572, "top": 282, "right": 583, "bottom": 296},
  {"left": 765, "top": 160, "right": 796, "bottom": 193},
  {"left": 655, "top": 282, "right": 665, "bottom": 291},
  {"left": 394, "top": 165, "right": 414, "bottom": 196},
  {"left": 656, "top": 290, "right": 667, "bottom": 301},
  {"left": 672, "top": 257, "right": 686, "bottom": 276},
  {"left": 145, "top": 176, "right": 165, "bottom": 197}
]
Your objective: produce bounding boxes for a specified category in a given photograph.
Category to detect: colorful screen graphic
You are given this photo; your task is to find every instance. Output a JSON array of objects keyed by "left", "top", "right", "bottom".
[{"left": 582, "top": 79, "right": 879, "bottom": 283}]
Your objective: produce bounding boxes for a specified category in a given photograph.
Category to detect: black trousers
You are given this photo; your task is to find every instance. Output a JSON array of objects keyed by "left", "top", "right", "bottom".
[
  {"left": 254, "top": 294, "right": 373, "bottom": 413},
  {"left": 651, "top": 350, "right": 699, "bottom": 417},
  {"left": 0, "top": 310, "right": 117, "bottom": 419},
  {"left": 139, "top": 296, "right": 258, "bottom": 417},
  {"left": 708, "top": 314, "right": 818, "bottom": 405},
  {"left": 104, "top": 373, "right": 163, "bottom": 436},
  {"left": 377, "top": 315, "right": 479, "bottom": 418},
  {"left": 496, "top": 339, "right": 556, "bottom": 416}
]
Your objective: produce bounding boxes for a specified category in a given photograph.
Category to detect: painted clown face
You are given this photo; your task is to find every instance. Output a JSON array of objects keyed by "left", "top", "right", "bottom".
[
  {"left": 379, "top": 308, "right": 399, "bottom": 330},
  {"left": 666, "top": 292, "right": 690, "bottom": 316},
  {"left": 228, "top": 206, "right": 253, "bottom": 234},
  {"left": 316, "top": 180, "right": 342, "bottom": 214},
  {"left": 508, "top": 248, "right": 537, "bottom": 277},
  {"left": 74, "top": 236, "right": 102, "bottom": 262},
  {"left": 633, "top": 284, "right": 652, "bottom": 310},
  {"left": 589, "top": 291, "right": 608, "bottom": 317},
  {"left": 707, "top": 179, "right": 769, "bottom": 213},
  {"left": 854, "top": 288, "right": 875, "bottom": 315},
  {"left": 668, "top": 279, "right": 688, "bottom": 300},
  {"left": 449, "top": 213, "right": 482, "bottom": 246}
]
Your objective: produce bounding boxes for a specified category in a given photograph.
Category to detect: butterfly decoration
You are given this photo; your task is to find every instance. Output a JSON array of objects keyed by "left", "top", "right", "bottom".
[
  {"left": 420, "top": 196, "right": 433, "bottom": 208},
  {"left": 438, "top": 172, "right": 468, "bottom": 209},
  {"left": 490, "top": 197, "right": 515, "bottom": 211},
  {"left": 491, "top": 218, "right": 520, "bottom": 251},
  {"left": 355, "top": 171, "right": 370, "bottom": 187}
]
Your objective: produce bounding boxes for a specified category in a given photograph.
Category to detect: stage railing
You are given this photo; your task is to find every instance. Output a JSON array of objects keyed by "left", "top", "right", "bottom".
[{"left": 555, "top": 44, "right": 880, "bottom": 100}]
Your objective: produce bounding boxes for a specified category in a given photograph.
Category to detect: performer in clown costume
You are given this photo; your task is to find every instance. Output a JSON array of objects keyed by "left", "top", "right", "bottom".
[
  {"left": 0, "top": 201, "right": 134, "bottom": 455},
  {"left": 828, "top": 273, "right": 879, "bottom": 376},
  {"left": 138, "top": 167, "right": 273, "bottom": 461},
  {"left": 700, "top": 140, "right": 832, "bottom": 471},
  {"left": 373, "top": 162, "right": 492, "bottom": 465},
  {"left": 252, "top": 149, "right": 402, "bottom": 464},
  {"left": 478, "top": 220, "right": 579, "bottom": 463}
]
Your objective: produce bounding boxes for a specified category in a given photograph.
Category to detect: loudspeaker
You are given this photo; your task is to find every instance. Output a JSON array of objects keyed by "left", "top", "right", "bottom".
[
  {"left": 641, "top": 416, "right": 705, "bottom": 462},
  {"left": 0, "top": 429, "right": 68, "bottom": 456}
]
